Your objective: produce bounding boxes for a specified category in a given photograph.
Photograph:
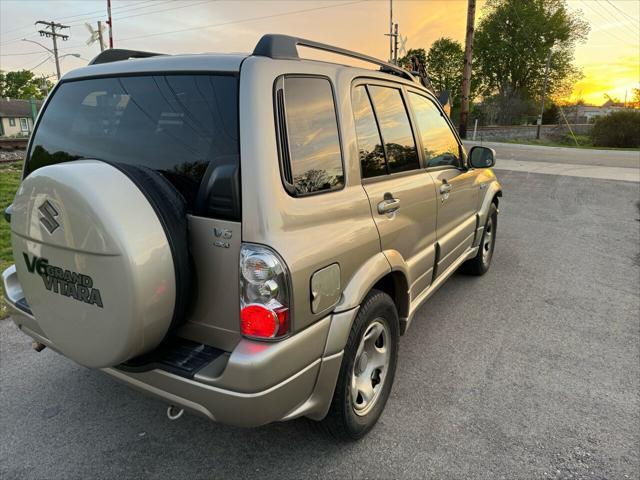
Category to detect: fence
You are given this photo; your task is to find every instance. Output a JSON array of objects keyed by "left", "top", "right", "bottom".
[{"left": 471, "top": 124, "right": 593, "bottom": 142}]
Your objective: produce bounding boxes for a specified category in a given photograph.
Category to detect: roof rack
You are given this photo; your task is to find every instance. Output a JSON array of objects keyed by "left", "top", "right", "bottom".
[
  {"left": 252, "top": 34, "right": 418, "bottom": 84},
  {"left": 89, "top": 49, "right": 164, "bottom": 65}
]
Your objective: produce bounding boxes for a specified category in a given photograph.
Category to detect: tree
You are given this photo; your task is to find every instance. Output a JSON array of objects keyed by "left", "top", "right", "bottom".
[
  {"left": 425, "top": 38, "right": 464, "bottom": 105},
  {"left": 398, "top": 48, "right": 427, "bottom": 71},
  {"left": 591, "top": 110, "right": 640, "bottom": 148},
  {"left": 0, "top": 70, "right": 52, "bottom": 99},
  {"left": 542, "top": 101, "right": 559, "bottom": 124},
  {"left": 473, "top": 0, "right": 589, "bottom": 124}
]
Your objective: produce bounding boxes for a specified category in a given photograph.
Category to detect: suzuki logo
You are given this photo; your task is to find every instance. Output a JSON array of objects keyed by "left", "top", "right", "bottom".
[{"left": 38, "top": 200, "right": 60, "bottom": 234}]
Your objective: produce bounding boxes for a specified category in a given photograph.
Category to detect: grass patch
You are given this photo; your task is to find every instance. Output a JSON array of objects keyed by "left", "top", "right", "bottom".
[{"left": 1, "top": 161, "right": 22, "bottom": 319}]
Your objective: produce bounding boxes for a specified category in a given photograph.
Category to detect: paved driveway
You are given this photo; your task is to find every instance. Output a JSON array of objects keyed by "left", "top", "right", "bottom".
[{"left": 1, "top": 169, "right": 638, "bottom": 479}]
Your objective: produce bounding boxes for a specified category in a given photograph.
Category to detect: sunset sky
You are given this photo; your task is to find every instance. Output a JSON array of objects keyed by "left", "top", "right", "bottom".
[{"left": 1, "top": 0, "right": 638, "bottom": 105}]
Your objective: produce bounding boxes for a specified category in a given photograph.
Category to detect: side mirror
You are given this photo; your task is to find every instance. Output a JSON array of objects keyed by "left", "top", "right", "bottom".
[{"left": 469, "top": 146, "right": 496, "bottom": 169}]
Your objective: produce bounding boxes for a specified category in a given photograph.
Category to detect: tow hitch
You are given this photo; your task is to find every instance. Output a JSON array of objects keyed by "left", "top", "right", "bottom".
[{"left": 167, "top": 405, "right": 184, "bottom": 421}]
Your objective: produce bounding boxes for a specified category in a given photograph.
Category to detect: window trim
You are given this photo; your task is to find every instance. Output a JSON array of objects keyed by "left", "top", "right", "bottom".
[
  {"left": 352, "top": 78, "right": 422, "bottom": 182},
  {"left": 273, "top": 74, "right": 346, "bottom": 198},
  {"left": 405, "top": 87, "right": 467, "bottom": 171},
  {"left": 19, "top": 118, "right": 29, "bottom": 132}
]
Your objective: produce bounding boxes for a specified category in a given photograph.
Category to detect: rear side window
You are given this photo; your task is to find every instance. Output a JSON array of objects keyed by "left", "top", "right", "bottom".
[
  {"left": 27, "top": 74, "right": 240, "bottom": 219},
  {"left": 276, "top": 76, "right": 344, "bottom": 196},
  {"left": 352, "top": 86, "right": 386, "bottom": 178},
  {"left": 408, "top": 92, "right": 461, "bottom": 169},
  {"left": 367, "top": 85, "right": 419, "bottom": 174}
]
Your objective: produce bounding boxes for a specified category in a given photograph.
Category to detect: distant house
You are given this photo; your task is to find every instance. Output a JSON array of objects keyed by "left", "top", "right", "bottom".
[
  {"left": 567, "top": 101, "right": 629, "bottom": 123},
  {"left": 0, "top": 98, "right": 43, "bottom": 137}
]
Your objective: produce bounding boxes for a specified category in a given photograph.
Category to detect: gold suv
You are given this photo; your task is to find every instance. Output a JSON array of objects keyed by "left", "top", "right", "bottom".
[{"left": 3, "top": 34, "right": 502, "bottom": 439}]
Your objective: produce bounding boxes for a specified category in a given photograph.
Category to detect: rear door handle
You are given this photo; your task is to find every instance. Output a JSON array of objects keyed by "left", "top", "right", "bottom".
[{"left": 377, "top": 197, "right": 400, "bottom": 214}]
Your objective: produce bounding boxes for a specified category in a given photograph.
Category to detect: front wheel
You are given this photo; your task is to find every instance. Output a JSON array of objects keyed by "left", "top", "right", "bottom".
[
  {"left": 460, "top": 202, "right": 498, "bottom": 276},
  {"left": 321, "top": 290, "right": 399, "bottom": 440}
]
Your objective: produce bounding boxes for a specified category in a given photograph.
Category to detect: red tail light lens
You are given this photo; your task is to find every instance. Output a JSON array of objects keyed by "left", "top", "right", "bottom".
[
  {"left": 240, "top": 244, "right": 291, "bottom": 340},
  {"left": 240, "top": 304, "right": 289, "bottom": 339}
]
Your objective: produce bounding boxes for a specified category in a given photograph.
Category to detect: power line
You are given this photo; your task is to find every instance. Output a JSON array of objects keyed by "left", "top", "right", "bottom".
[
  {"left": 5, "top": 0, "right": 365, "bottom": 67},
  {"left": 117, "top": 1, "right": 365, "bottom": 44},
  {"left": 62, "top": 0, "right": 184, "bottom": 27},
  {"left": 1, "top": 50, "right": 46, "bottom": 57},
  {"left": 603, "top": 0, "right": 640, "bottom": 23},
  {"left": 590, "top": 0, "right": 639, "bottom": 37},
  {"left": 578, "top": 0, "right": 637, "bottom": 46},
  {"left": 27, "top": 55, "right": 51, "bottom": 71},
  {"left": 0, "top": 0, "right": 156, "bottom": 38},
  {"left": 1, "top": 0, "right": 211, "bottom": 47}
]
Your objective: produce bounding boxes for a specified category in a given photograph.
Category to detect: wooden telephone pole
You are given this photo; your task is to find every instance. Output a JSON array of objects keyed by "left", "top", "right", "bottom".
[
  {"left": 35, "top": 20, "right": 70, "bottom": 80},
  {"left": 459, "top": 0, "right": 476, "bottom": 139}
]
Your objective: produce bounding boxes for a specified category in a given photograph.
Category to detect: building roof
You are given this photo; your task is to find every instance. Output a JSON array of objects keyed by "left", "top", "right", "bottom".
[{"left": 0, "top": 98, "right": 43, "bottom": 118}]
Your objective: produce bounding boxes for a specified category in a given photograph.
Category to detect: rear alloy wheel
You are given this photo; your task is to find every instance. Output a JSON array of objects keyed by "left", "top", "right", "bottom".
[{"left": 321, "top": 290, "right": 399, "bottom": 440}]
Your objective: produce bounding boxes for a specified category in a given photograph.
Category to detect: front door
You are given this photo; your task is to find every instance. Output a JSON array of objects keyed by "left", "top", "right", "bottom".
[
  {"left": 353, "top": 83, "right": 438, "bottom": 299},
  {"left": 407, "top": 92, "right": 478, "bottom": 275}
]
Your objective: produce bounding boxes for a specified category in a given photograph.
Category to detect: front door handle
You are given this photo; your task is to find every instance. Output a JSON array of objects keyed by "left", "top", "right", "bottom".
[
  {"left": 377, "top": 197, "right": 400, "bottom": 215},
  {"left": 440, "top": 182, "right": 452, "bottom": 194}
]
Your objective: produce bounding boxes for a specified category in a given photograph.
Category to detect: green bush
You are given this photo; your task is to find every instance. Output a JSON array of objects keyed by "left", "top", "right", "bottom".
[{"left": 590, "top": 110, "right": 640, "bottom": 148}]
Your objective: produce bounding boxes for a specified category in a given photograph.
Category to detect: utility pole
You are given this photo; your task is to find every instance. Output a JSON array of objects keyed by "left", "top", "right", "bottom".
[
  {"left": 458, "top": 0, "right": 476, "bottom": 139},
  {"left": 384, "top": 1, "right": 399, "bottom": 64},
  {"left": 536, "top": 47, "right": 553, "bottom": 139},
  {"left": 393, "top": 23, "right": 399, "bottom": 64},
  {"left": 97, "top": 21, "right": 105, "bottom": 51},
  {"left": 389, "top": 0, "right": 393, "bottom": 62},
  {"left": 35, "top": 21, "right": 70, "bottom": 80},
  {"left": 107, "top": 0, "right": 114, "bottom": 48}
]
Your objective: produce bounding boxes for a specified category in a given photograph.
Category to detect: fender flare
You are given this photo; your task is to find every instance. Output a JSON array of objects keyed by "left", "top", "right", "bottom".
[{"left": 478, "top": 180, "right": 502, "bottom": 226}]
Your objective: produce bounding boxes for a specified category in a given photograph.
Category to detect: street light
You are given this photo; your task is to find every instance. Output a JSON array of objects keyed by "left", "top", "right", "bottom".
[{"left": 22, "top": 38, "right": 80, "bottom": 80}]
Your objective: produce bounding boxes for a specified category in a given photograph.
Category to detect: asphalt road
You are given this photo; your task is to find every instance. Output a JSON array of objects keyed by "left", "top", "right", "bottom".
[
  {"left": 1, "top": 169, "right": 639, "bottom": 479},
  {"left": 462, "top": 140, "right": 640, "bottom": 169}
]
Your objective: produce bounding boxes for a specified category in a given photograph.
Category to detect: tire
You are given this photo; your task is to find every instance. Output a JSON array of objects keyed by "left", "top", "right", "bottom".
[
  {"left": 460, "top": 202, "right": 498, "bottom": 276},
  {"left": 321, "top": 289, "right": 399, "bottom": 440}
]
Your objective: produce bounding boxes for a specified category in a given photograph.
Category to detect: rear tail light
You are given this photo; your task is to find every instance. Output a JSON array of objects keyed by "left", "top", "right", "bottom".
[{"left": 239, "top": 244, "right": 291, "bottom": 340}]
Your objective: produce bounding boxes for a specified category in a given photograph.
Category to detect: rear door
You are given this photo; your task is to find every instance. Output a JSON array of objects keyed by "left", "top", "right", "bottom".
[
  {"left": 353, "top": 82, "right": 438, "bottom": 300},
  {"left": 407, "top": 91, "right": 478, "bottom": 276}
]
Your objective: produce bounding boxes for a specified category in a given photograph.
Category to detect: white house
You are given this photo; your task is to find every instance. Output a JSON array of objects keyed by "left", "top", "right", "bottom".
[{"left": 0, "top": 98, "right": 43, "bottom": 137}]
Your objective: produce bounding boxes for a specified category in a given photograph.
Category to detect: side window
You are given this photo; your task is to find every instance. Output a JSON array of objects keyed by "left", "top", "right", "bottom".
[
  {"left": 409, "top": 92, "right": 461, "bottom": 169},
  {"left": 367, "top": 85, "right": 420, "bottom": 174},
  {"left": 277, "top": 76, "right": 344, "bottom": 196},
  {"left": 9, "top": 118, "right": 16, "bottom": 126},
  {"left": 352, "top": 86, "right": 386, "bottom": 178}
]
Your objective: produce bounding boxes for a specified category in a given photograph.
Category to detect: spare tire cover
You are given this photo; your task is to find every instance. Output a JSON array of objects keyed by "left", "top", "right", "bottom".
[{"left": 11, "top": 160, "right": 190, "bottom": 368}]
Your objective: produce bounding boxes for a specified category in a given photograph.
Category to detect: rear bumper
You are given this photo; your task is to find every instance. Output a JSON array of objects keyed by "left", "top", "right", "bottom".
[{"left": 3, "top": 264, "right": 357, "bottom": 427}]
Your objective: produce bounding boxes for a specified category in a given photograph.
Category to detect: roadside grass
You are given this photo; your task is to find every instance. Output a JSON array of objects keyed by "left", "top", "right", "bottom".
[
  {"left": 501, "top": 135, "right": 640, "bottom": 151},
  {"left": 1, "top": 161, "right": 22, "bottom": 319}
]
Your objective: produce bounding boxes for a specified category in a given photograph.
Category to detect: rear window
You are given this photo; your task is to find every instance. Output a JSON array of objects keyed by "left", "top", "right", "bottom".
[{"left": 27, "top": 74, "right": 240, "bottom": 219}]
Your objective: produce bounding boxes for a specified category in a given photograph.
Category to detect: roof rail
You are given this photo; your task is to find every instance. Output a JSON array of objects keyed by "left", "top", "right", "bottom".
[
  {"left": 252, "top": 34, "right": 418, "bottom": 84},
  {"left": 89, "top": 48, "right": 164, "bottom": 65}
]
